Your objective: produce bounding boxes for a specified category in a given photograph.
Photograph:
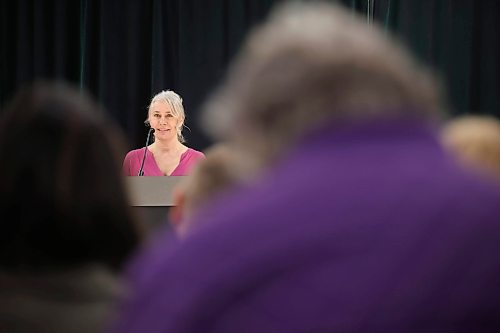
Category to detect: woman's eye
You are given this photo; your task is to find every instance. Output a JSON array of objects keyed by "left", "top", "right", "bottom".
[
  {"left": 154, "top": 114, "right": 160, "bottom": 118},
  {"left": 166, "top": 114, "right": 173, "bottom": 118}
]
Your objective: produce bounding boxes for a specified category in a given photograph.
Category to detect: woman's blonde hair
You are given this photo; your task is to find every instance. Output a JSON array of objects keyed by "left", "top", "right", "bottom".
[{"left": 147, "top": 90, "right": 186, "bottom": 143}]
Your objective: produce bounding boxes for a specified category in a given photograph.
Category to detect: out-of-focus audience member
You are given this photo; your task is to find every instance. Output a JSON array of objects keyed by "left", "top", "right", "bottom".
[
  {"left": 442, "top": 115, "right": 500, "bottom": 181},
  {"left": 0, "top": 81, "right": 143, "bottom": 333},
  {"left": 110, "top": 2, "right": 500, "bottom": 333},
  {"left": 122, "top": 90, "right": 205, "bottom": 176},
  {"left": 169, "top": 143, "right": 257, "bottom": 236}
]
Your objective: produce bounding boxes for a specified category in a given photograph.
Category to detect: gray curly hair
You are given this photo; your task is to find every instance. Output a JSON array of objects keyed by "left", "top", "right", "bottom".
[{"left": 202, "top": 1, "right": 447, "bottom": 162}]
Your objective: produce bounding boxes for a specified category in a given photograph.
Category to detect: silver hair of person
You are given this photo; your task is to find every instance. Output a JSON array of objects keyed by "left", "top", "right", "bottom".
[
  {"left": 201, "top": 1, "right": 448, "bottom": 163},
  {"left": 145, "top": 90, "right": 186, "bottom": 143}
]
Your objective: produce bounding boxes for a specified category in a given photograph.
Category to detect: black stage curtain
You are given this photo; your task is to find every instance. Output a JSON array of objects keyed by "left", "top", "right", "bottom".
[{"left": 1, "top": 0, "right": 498, "bottom": 151}]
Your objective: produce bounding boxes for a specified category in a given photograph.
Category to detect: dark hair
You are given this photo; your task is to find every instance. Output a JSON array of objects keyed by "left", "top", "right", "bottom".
[{"left": 0, "top": 81, "right": 141, "bottom": 272}]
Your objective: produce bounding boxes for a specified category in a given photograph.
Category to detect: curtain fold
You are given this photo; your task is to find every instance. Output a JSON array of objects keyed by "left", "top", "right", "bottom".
[{"left": 1, "top": 0, "right": 498, "bottom": 150}]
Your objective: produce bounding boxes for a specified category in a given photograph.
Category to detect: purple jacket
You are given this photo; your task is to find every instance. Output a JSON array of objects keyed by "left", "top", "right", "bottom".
[{"left": 112, "top": 118, "right": 500, "bottom": 333}]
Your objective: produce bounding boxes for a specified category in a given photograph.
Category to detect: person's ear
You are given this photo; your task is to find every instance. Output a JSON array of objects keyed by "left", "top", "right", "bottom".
[{"left": 168, "top": 187, "right": 186, "bottom": 229}]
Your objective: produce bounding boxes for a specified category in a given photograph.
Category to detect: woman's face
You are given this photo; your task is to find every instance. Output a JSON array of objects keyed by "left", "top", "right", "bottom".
[{"left": 148, "top": 101, "right": 180, "bottom": 141}]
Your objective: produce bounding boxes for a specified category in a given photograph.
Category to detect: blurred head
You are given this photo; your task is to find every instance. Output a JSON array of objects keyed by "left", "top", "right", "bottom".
[
  {"left": 442, "top": 115, "right": 500, "bottom": 181},
  {"left": 202, "top": 1, "right": 447, "bottom": 162},
  {"left": 169, "top": 144, "right": 256, "bottom": 236},
  {"left": 146, "top": 90, "right": 186, "bottom": 143},
  {"left": 0, "top": 81, "right": 141, "bottom": 272}
]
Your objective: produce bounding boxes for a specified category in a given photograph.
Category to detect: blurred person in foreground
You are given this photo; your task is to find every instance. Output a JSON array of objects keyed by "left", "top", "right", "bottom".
[
  {"left": 169, "top": 143, "right": 258, "bottom": 237},
  {"left": 0, "top": 81, "right": 143, "bottom": 333},
  {"left": 442, "top": 114, "right": 500, "bottom": 181},
  {"left": 122, "top": 90, "right": 205, "bottom": 176},
  {"left": 111, "top": 2, "right": 500, "bottom": 333}
]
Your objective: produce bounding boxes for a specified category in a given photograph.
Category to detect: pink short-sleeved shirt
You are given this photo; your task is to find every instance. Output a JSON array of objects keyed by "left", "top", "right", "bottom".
[{"left": 123, "top": 147, "right": 205, "bottom": 176}]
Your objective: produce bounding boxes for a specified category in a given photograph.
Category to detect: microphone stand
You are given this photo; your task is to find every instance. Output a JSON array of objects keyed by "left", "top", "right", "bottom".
[{"left": 138, "top": 128, "right": 155, "bottom": 176}]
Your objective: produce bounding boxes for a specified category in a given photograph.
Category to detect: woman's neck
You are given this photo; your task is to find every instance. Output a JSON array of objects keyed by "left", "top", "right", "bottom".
[{"left": 150, "top": 138, "right": 184, "bottom": 154}]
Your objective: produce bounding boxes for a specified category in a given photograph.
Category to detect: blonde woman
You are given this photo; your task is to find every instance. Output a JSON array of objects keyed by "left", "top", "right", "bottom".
[{"left": 123, "top": 90, "right": 205, "bottom": 176}]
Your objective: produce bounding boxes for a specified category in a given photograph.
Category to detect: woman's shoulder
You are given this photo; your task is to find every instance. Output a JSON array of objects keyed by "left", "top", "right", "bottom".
[
  {"left": 172, "top": 147, "right": 205, "bottom": 176},
  {"left": 184, "top": 147, "right": 206, "bottom": 160},
  {"left": 124, "top": 148, "right": 145, "bottom": 159}
]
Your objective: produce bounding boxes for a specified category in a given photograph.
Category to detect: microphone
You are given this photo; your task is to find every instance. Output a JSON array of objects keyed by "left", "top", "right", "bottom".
[{"left": 138, "top": 128, "right": 155, "bottom": 176}]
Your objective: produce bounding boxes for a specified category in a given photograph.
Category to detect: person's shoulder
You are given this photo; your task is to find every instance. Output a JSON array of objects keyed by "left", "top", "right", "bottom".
[
  {"left": 124, "top": 148, "right": 143, "bottom": 159},
  {"left": 186, "top": 147, "right": 206, "bottom": 159}
]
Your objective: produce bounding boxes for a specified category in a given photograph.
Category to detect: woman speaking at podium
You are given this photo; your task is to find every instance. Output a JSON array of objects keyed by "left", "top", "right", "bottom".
[{"left": 123, "top": 90, "right": 205, "bottom": 176}]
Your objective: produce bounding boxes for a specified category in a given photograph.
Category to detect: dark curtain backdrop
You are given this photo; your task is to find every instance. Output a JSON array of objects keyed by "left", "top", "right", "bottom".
[{"left": 1, "top": 0, "right": 499, "bottom": 151}]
